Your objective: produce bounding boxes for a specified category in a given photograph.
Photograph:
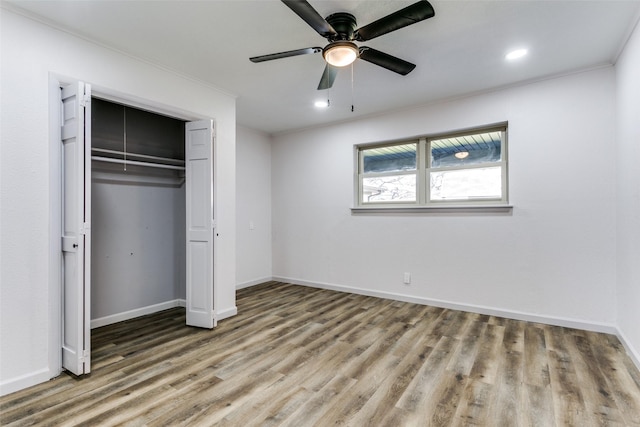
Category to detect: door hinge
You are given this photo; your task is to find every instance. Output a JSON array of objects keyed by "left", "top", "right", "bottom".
[
  {"left": 80, "top": 349, "right": 90, "bottom": 362},
  {"left": 80, "top": 94, "right": 91, "bottom": 108},
  {"left": 81, "top": 222, "right": 91, "bottom": 235},
  {"left": 211, "top": 219, "right": 217, "bottom": 229}
]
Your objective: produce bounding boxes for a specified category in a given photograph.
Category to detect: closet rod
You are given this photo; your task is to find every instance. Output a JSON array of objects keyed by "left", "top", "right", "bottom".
[
  {"left": 91, "top": 148, "right": 185, "bottom": 165},
  {"left": 91, "top": 156, "right": 186, "bottom": 171}
]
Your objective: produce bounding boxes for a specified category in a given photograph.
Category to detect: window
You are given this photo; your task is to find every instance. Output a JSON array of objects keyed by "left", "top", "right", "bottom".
[
  {"left": 360, "top": 142, "right": 418, "bottom": 203},
  {"left": 356, "top": 124, "right": 508, "bottom": 207}
]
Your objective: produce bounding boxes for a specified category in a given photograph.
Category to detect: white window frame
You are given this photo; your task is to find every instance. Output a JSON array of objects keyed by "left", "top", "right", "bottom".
[{"left": 354, "top": 123, "right": 509, "bottom": 210}]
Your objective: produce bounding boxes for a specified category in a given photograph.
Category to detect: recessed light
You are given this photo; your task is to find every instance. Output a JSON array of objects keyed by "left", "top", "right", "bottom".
[
  {"left": 314, "top": 100, "right": 329, "bottom": 108},
  {"left": 505, "top": 48, "right": 528, "bottom": 61}
]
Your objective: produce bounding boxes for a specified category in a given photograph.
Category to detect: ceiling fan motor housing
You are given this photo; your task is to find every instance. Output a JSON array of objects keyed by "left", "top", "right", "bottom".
[{"left": 325, "top": 12, "right": 357, "bottom": 40}]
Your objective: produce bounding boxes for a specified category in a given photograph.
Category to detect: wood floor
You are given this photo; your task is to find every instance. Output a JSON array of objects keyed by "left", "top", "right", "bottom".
[{"left": 2, "top": 281, "right": 640, "bottom": 426}]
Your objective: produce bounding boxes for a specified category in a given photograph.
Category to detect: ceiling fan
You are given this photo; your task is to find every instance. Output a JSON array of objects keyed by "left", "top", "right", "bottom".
[{"left": 250, "top": 0, "right": 435, "bottom": 90}]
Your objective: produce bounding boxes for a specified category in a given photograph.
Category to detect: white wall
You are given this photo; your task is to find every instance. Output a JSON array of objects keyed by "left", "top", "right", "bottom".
[
  {"left": 272, "top": 67, "right": 618, "bottom": 330},
  {"left": 0, "top": 8, "right": 236, "bottom": 395},
  {"left": 616, "top": 20, "right": 640, "bottom": 365},
  {"left": 236, "top": 126, "right": 272, "bottom": 287},
  {"left": 91, "top": 173, "right": 186, "bottom": 321}
]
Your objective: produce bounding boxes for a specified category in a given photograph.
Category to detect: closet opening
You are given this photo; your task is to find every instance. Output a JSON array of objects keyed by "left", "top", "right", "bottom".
[
  {"left": 55, "top": 79, "right": 216, "bottom": 378},
  {"left": 90, "top": 97, "right": 188, "bottom": 329}
]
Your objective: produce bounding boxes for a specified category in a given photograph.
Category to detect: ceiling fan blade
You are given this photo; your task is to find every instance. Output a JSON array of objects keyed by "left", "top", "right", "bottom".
[
  {"left": 250, "top": 47, "right": 322, "bottom": 63},
  {"left": 317, "top": 64, "right": 339, "bottom": 90},
  {"left": 281, "top": 0, "right": 337, "bottom": 38},
  {"left": 354, "top": 0, "right": 435, "bottom": 42},
  {"left": 358, "top": 47, "right": 416, "bottom": 75}
]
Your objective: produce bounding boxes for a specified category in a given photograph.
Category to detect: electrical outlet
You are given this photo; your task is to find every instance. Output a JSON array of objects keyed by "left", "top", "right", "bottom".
[
  {"left": 249, "top": 221, "right": 255, "bottom": 230},
  {"left": 403, "top": 272, "right": 411, "bottom": 284}
]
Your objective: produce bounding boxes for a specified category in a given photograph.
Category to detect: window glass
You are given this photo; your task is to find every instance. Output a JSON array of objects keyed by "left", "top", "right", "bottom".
[
  {"left": 362, "top": 143, "right": 416, "bottom": 173},
  {"left": 430, "top": 131, "right": 501, "bottom": 168},
  {"left": 430, "top": 166, "right": 502, "bottom": 201},
  {"left": 363, "top": 175, "right": 416, "bottom": 203}
]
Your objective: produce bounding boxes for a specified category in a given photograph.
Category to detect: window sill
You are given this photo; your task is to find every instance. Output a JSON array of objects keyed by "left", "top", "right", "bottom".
[{"left": 351, "top": 205, "right": 513, "bottom": 214}]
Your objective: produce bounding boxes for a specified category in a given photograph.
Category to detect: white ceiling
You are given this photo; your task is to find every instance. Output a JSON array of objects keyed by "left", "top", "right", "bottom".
[{"left": 7, "top": 0, "right": 640, "bottom": 134}]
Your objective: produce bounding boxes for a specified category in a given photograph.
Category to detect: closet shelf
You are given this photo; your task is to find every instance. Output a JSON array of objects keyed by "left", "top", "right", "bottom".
[
  {"left": 92, "top": 148, "right": 184, "bottom": 165},
  {"left": 92, "top": 156, "right": 186, "bottom": 171},
  {"left": 92, "top": 170, "right": 184, "bottom": 187}
]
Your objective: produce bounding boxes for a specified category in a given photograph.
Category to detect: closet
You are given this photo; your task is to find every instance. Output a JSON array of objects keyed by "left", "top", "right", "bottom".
[
  {"left": 90, "top": 98, "right": 187, "bottom": 327},
  {"left": 60, "top": 82, "right": 215, "bottom": 376}
]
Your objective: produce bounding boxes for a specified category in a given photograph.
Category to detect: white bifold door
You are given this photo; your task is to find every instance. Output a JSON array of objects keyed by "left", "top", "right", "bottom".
[
  {"left": 185, "top": 120, "right": 216, "bottom": 329},
  {"left": 61, "top": 81, "right": 92, "bottom": 376},
  {"left": 60, "top": 83, "right": 216, "bottom": 376}
]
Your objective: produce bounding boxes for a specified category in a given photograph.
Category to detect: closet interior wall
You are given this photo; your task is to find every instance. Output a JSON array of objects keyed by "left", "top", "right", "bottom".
[{"left": 91, "top": 98, "right": 187, "bottom": 325}]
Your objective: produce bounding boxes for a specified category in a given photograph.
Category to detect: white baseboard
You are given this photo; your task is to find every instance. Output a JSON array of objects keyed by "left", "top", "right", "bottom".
[
  {"left": 617, "top": 329, "right": 640, "bottom": 372},
  {"left": 217, "top": 306, "right": 238, "bottom": 321},
  {"left": 236, "top": 276, "right": 274, "bottom": 290},
  {"left": 0, "top": 368, "right": 50, "bottom": 397},
  {"left": 91, "top": 299, "right": 186, "bottom": 329},
  {"left": 91, "top": 299, "right": 240, "bottom": 329},
  {"left": 272, "top": 276, "right": 619, "bottom": 335}
]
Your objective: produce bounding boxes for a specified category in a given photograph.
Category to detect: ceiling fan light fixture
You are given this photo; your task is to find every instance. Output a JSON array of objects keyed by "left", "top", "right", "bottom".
[{"left": 323, "top": 42, "right": 358, "bottom": 67}]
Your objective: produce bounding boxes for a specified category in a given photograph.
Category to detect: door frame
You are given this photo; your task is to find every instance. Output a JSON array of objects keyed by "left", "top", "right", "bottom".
[{"left": 48, "top": 74, "right": 213, "bottom": 379}]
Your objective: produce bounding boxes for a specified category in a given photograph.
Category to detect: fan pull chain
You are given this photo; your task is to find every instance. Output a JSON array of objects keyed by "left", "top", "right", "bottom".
[
  {"left": 123, "top": 107, "right": 127, "bottom": 171},
  {"left": 351, "top": 63, "right": 355, "bottom": 112}
]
